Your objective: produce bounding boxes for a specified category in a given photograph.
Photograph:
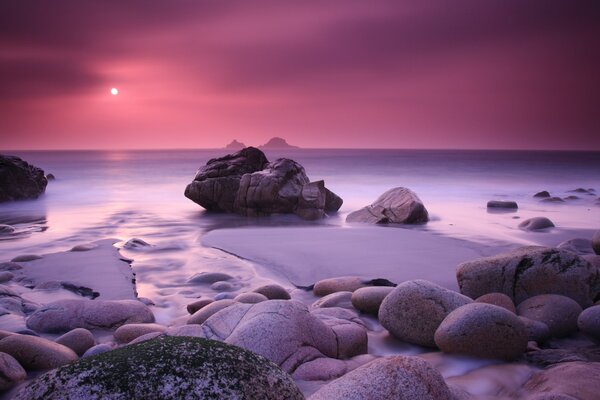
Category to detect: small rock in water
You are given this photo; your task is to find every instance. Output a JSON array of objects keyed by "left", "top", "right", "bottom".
[
  {"left": 214, "top": 292, "right": 235, "bottom": 300},
  {"left": 114, "top": 323, "right": 167, "bottom": 344},
  {"left": 210, "top": 280, "right": 235, "bottom": 291},
  {"left": 0, "top": 351, "right": 26, "bottom": 391},
  {"left": 0, "top": 334, "right": 78, "bottom": 370},
  {"left": 186, "top": 298, "right": 214, "bottom": 314},
  {"left": 10, "top": 254, "right": 42, "bottom": 262},
  {"left": 55, "top": 328, "right": 96, "bottom": 356},
  {"left": 70, "top": 243, "right": 98, "bottom": 252},
  {"left": 564, "top": 195, "right": 580, "bottom": 201},
  {"left": 533, "top": 191, "right": 551, "bottom": 198},
  {"left": 346, "top": 187, "right": 429, "bottom": 224},
  {"left": 187, "top": 299, "right": 236, "bottom": 325},
  {"left": 188, "top": 271, "right": 234, "bottom": 284},
  {"left": 234, "top": 292, "right": 268, "bottom": 304},
  {"left": 253, "top": 284, "right": 291, "bottom": 300},
  {"left": 0, "top": 225, "right": 15, "bottom": 234},
  {"left": 0, "top": 262, "right": 22, "bottom": 271},
  {"left": 312, "top": 291, "right": 353, "bottom": 309},
  {"left": 45, "top": 173, "right": 55, "bottom": 181},
  {"left": 350, "top": 286, "right": 394, "bottom": 315},
  {"left": 577, "top": 305, "right": 600, "bottom": 341},
  {"left": 592, "top": 230, "right": 600, "bottom": 255},
  {"left": 518, "top": 217, "right": 555, "bottom": 231},
  {"left": 542, "top": 196, "right": 565, "bottom": 203},
  {"left": 313, "top": 276, "right": 368, "bottom": 297},
  {"left": 434, "top": 303, "right": 528, "bottom": 360},
  {"left": 568, "top": 188, "right": 592, "bottom": 194},
  {"left": 517, "top": 294, "right": 582, "bottom": 338},
  {"left": 475, "top": 292, "right": 516, "bottom": 313},
  {"left": 310, "top": 355, "right": 453, "bottom": 400},
  {"left": 0, "top": 272, "right": 14, "bottom": 283},
  {"left": 123, "top": 238, "right": 151, "bottom": 249},
  {"left": 487, "top": 200, "right": 518, "bottom": 209}
]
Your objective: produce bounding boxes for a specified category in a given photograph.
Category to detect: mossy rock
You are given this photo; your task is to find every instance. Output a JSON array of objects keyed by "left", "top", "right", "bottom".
[{"left": 15, "top": 336, "right": 304, "bottom": 400}]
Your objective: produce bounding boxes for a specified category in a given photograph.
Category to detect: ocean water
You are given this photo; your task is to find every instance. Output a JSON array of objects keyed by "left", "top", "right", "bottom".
[{"left": 0, "top": 148, "right": 599, "bottom": 323}]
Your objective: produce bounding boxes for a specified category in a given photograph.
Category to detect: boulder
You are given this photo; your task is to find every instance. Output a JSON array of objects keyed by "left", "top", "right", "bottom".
[
  {"left": 234, "top": 292, "right": 268, "bottom": 304},
  {"left": 331, "top": 323, "right": 368, "bottom": 359},
  {"left": 592, "top": 231, "right": 600, "bottom": 255},
  {"left": 487, "top": 200, "right": 518, "bottom": 209},
  {"left": 184, "top": 147, "right": 341, "bottom": 219},
  {"left": 210, "top": 281, "right": 235, "bottom": 291},
  {"left": 55, "top": 328, "right": 95, "bottom": 356},
  {"left": 456, "top": 246, "right": 600, "bottom": 307},
  {"left": 378, "top": 280, "right": 472, "bottom": 347},
  {"left": 113, "top": 323, "right": 167, "bottom": 344},
  {"left": 516, "top": 294, "right": 582, "bottom": 338},
  {"left": 26, "top": 299, "right": 155, "bottom": 333},
  {"left": 534, "top": 191, "right": 551, "bottom": 198},
  {"left": 522, "top": 362, "right": 600, "bottom": 400},
  {"left": 351, "top": 286, "right": 394, "bottom": 315},
  {"left": 198, "top": 300, "right": 337, "bottom": 372},
  {"left": 519, "top": 217, "right": 555, "bottom": 231},
  {"left": 475, "top": 292, "right": 516, "bottom": 313},
  {"left": 519, "top": 317, "right": 551, "bottom": 343},
  {"left": 577, "top": 305, "right": 600, "bottom": 341},
  {"left": 187, "top": 299, "right": 236, "bottom": 325},
  {"left": 309, "top": 355, "right": 453, "bottom": 400},
  {"left": 314, "top": 276, "right": 368, "bottom": 296},
  {"left": 434, "top": 303, "right": 528, "bottom": 360},
  {"left": 0, "top": 155, "right": 48, "bottom": 202},
  {"left": 346, "top": 187, "right": 428, "bottom": 224},
  {"left": 186, "top": 298, "right": 213, "bottom": 314},
  {"left": 312, "top": 291, "right": 353, "bottom": 309},
  {"left": 253, "top": 284, "right": 291, "bottom": 300},
  {"left": 15, "top": 336, "right": 303, "bottom": 400},
  {"left": 0, "top": 352, "right": 26, "bottom": 391},
  {"left": 0, "top": 335, "right": 78, "bottom": 370}
]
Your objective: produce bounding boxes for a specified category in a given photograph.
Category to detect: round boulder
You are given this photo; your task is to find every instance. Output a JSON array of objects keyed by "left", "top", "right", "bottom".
[
  {"left": 475, "top": 292, "right": 516, "bottom": 313},
  {"left": 188, "top": 272, "right": 234, "bottom": 284},
  {"left": 234, "top": 292, "right": 268, "bottom": 304},
  {"left": 0, "top": 352, "right": 26, "bottom": 391},
  {"left": 253, "top": 284, "right": 291, "bottom": 300},
  {"left": 187, "top": 299, "right": 236, "bottom": 325},
  {"left": 186, "top": 298, "right": 213, "bottom": 314},
  {"left": 312, "top": 291, "right": 353, "bottom": 309},
  {"left": 309, "top": 355, "right": 452, "bottom": 400},
  {"left": 15, "top": 336, "right": 303, "bottom": 400},
  {"left": 519, "top": 317, "right": 551, "bottom": 343},
  {"left": 55, "top": 328, "right": 95, "bottom": 356},
  {"left": 378, "top": 280, "right": 472, "bottom": 347},
  {"left": 0, "top": 334, "right": 78, "bottom": 370},
  {"left": 517, "top": 294, "right": 582, "bottom": 338},
  {"left": 313, "top": 276, "right": 368, "bottom": 297},
  {"left": 519, "top": 217, "right": 555, "bottom": 231},
  {"left": 351, "top": 286, "right": 394, "bottom": 315},
  {"left": 113, "top": 323, "right": 167, "bottom": 344},
  {"left": 434, "top": 303, "right": 527, "bottom": 360},
  {"left": 577, "top": 305, "right": 600, "bottom": 341}
]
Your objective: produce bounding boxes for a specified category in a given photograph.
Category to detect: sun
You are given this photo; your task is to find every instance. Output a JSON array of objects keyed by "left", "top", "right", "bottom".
[{"left": 110, "top": 88, "right": 119, "bottom": 96}]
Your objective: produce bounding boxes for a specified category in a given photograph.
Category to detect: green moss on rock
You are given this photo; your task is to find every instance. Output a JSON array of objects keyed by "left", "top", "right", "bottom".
[{"left": 15, "top": 336, "right": 304, "bottom": 400}]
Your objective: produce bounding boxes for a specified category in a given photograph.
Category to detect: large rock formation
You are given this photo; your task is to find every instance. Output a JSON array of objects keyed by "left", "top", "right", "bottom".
[
  {"left": 346, "top": 187, "right": 428, "bottom": 224},
  {"left": 259, "top": 137, "right": 299, "bottom": 149},
  {"left": 0, "top": 155, "right": 48, "bottom": 202},
  {"left": 184, "top": 147, "right": 342, "bottom": 219},
  {"left": 224, "top": 139, "right": 246, "bottom": 150}
]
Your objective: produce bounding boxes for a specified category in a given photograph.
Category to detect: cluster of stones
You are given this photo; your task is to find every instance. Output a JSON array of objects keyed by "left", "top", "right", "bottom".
[{"left": 534, "top": 187, "right": 597, "bottom": 203}]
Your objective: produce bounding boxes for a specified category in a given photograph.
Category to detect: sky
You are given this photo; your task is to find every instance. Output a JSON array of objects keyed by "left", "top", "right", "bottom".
[{"left": 0, "top": 0, "right": 599, "bottom": 150}]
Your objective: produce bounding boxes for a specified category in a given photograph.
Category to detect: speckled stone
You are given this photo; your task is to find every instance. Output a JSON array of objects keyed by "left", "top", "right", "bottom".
[
  {"left": 517, "top": 294, "right": 582, "bottom": 338},
  {"left": 350, "top": 286, "right": 394, "bottom": 315}
]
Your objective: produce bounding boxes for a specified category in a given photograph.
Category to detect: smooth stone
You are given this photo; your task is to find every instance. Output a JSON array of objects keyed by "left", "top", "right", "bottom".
[
  {"left": 519, "top": 217, "right": 555, "bottom": 231},
  {"left": 592, "top": 231, "right": 600, "bottom": 255},
  {"left": 16, "top": 336, "right": 303, "bottom": 400},
  {"left": 0, "top": 352, "right": 26, "bottom": 391},
  {"left": 457, "top": 246, "right": 599, "bottom": 307},
  {"left": 253, "top": 284, "right": 291, "bottom": 300},
  {"left": 379, "top": 279, "right": 472, "bottom": 347},
  {"left": 137, "top": 297, "right": 154, "bottom": 306},
  {"left": 0, "top": 262, "right": 22, "bottom": 271},
  {"left": 331, "top": 323, "right": 367, "bottom": 359},
  {"left": 187, "top": 299, "right": 236, "bottom": 325},
  {"left": 123, "top": 238, "right": 151, "bottom": 249},
  {"left": 313, "top": 276, "right": 367, "bottom": 297},
  {"left": 577, "top": 305, "right": 600, "bottom": 341},
  {"left": 214, "top": 292, "right": 235, "bottom": 300},
  {"left": 312, "top": 291, "right": 353, "bottom": 309},
  {"left": 557, "top": 238, "right": 595, "bottom": 255},
  {"left": 475, "top": 292, "right": 516, "bottom": 313},
  {"left": 0, "top": 272, "right": 13, "bottom": 283},
  {"left": 351, "top": 286, "right": 394, "bottom": 315},
  {"left": 0, "top": 335, "right": 78, "bottom": 370},
  {"left": 435, "top": 303, "right": 527, "bottom": 360},
  {"left": 487, "top": 200, "right": 518, "bottom": 209},
  {"left": 128, "top": 331, "right": 163, "bottom": 345},
  {"left": 113, "top": 323, "right": 167, "bottom": 344},
  {"left": 0, "top": 225, "right": 15, "bottom": 234},
  {"left": 199, "top": 300, "right": 337, "bottom": 372},
  {"left": 186, "top": 298, "right": 214, "bottom": 314},
  {"left": 522, "top": 361, "right": 600, "bottom": 400},
  {"left": 210, "top": 281, "right": 234, "bottom": 291},
  {"left": 309, "top": 355, "right": 452, "bottom": 400},
  {"left": 533, "top": 191, "right": 551, "bottom": 198},
  {"left": 166, "top": 325, "right": 206, "bottom": 338},
  {"left": 10, "top": 255, "right": 42, "bottom": 262},
  {"left": 26, "top": 299, "right": 155, "bottom": 333},
  {"left": 519, "top": 316, "right": 551, "bottom": 343},
  {"left": 188, "top": 272, "right": 234, "bottom": 284},
  {"left": 292, "top": 354, "right": 375, "bottom": 382},
  {"left": 346, "top": 187, "right": 429, "bottom": 224},
  {"left": 46, "top": 173, "right": 55, "bottom": 181},
  {"left": 82, "top": 344, "right": 113, "bottom": 358},
  {"left": 517, "top": 294, "right": 582, "bottom": 338},
  {"left": 69, "top": 243, "right": 98, "bottom": 252},
  {"left": 234, "top": 292, "right": 268, "bottom": 304},
  {"left": 55, "top": 328, "right": 96, "bottom": 356}
]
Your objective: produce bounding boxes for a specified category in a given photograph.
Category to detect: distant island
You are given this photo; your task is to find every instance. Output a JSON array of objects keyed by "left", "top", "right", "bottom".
[
  {"left": 224, "top": 139, "right": 246, "bottom": 150},
  {"left": 259, "top": 137, "right": 299, "bottom": 150}
]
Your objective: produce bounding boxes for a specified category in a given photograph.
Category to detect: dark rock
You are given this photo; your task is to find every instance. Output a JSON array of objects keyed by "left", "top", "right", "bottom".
[
  {"left": 0, "top": 225, "right": 15, "bottom": 234},
  {"left": 0, "top": 155, "right": 48, "bottom": 202},
  {"left": 592, "top": 231, "right": 600, "bottom": 255},
  {"left": 15, "top": 336, "right": 303, "bottom": 400},
  {"left": 542, "top": 197, "right": 565, "bottom": 203},
  {"left": 346, "top": 187, "right": 428, "bottom": 224},
  {"left": 534, "top": 191, "right": 551, "bottom": 198},
  {"left": 186, "top": 298, "right": 213, "bottom": 314},
  {"left": 522, "top": 361, "right": 600, "bottom": 400},
  {"left": 184, "top": 147, "right": 341, "bottom": 219},
  {"left": 564, "top": 195, "right": 580, "bottom": 201},
  {"left": 519, "top": 316, "right": 551, "bottom": 343},
  {"left": 0, "top": 352, "right": 26, "bottom": 391},
  {"left": 487, "top": 200, "right": 518, "bottom": 209},
  {"left": 578, "top": 305, "right": 600, "bottom": 341},
  {"left": 557, "top": 238, "right": 595, "bottom": 255},
  {"left": 259, "top": 137, "right": 299, "bottom": 149},
  {"left": 519, "top": 217, "right": 555, "bottom": 231},
  {"left": 456, "top": 246, "right": 600, "bottom": 307},
  {"left": 517, "top": 294, "right": 582, "bottom": 338},
  {"left": 55, "top": 328, "right": 95, "bottom": 356},
  {"left": 224, "top": 139, "right": 245, "bottom": 150},
  {"left": 45, "top": 173, "right": 55, "bottom": 181},
  {"left": 568, "top": 188, "right": 592, "bottom": 194}
]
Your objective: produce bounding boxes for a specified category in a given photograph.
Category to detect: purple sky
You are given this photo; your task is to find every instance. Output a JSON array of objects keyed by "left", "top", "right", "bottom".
[{"left": 1, "top": 1, "right": 599, "bottom": 150}]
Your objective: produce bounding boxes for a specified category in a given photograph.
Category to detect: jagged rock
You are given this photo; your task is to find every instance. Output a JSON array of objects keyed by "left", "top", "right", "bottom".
[
  {"left": 457, "top": 246, "right": 600, "bottom": 307},
  {"left": 185, "top": 147, "right": 341, "bottom": 219},
  {"left": 0, "top": 155, "right": 48, "bottom": 202},
  {"left": 15, "top": 336, "right": 303, "bottom": 400},
  {"left": 346, "top": 187, "right": 428, "bottom": 224}
]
